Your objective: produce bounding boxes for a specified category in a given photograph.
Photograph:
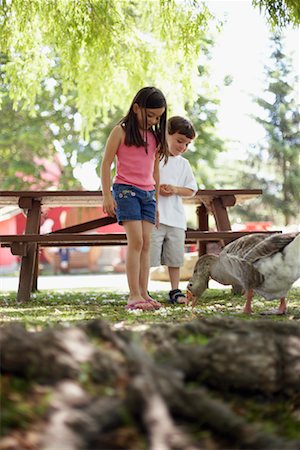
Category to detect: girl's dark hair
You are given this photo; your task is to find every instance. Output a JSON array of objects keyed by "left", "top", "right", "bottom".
[
  {"left": 121, "top": 86, "right": 168, "bottom": 162},
  {"left": 168, "top": 116, "right": 196, "bottom": 139}
]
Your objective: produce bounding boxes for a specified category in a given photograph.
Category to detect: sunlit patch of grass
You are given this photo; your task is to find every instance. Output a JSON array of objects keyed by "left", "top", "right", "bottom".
[
  {"left": 0, "top": 288, "right": 299, "bottom": 330},
  {"left": 190, "top": 287, "right": 300, "bottom": 320}
]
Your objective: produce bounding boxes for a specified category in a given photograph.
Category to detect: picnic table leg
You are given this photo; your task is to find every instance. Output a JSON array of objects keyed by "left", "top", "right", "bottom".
[
  {"left": 17, "top": 199, "right": 41, "bottom": 302},
  {"left": 32, "top": 244, "right": 39, "bottom": 292},
  {"left": 210, "top": 197, "right": 232, "bottom": 250},
  {"left": 197, "top": 204, "right": 209, "bottom": 256},
  {"left": 211, "top": 198, "right": 232, "bottom": 231},
  {"left": 32, "top": 210, "right": 42, "bottom": 292}
]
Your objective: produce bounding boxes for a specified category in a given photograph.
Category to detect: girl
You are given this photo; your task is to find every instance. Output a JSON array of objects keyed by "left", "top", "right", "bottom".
[{"left": 100, "top": 87, "right": 168, "bottom": 310}]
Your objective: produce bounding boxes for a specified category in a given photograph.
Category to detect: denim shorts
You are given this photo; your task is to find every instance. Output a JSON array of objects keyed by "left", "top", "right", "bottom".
[{"left": 112, "top": 184, "right": 156, "bottom": 225}]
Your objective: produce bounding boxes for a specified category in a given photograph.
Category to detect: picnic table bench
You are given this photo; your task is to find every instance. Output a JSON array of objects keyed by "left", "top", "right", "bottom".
[{"left": 0, "top": 189, "right": 276, "bottom": 302}]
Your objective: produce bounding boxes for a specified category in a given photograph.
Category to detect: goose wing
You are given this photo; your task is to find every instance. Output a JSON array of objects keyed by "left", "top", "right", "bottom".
[
  {"left": 243, "top": 232, "right": 298, "bottom": 263},
  {"left": 219, "top": 252, "right": 264, "bottom": 290},
  {"left": 222, "top": 233, "right": 271, "bottom": 259}
]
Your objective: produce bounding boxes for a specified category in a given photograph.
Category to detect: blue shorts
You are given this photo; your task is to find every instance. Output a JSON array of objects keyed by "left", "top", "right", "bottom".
[{"left": 112, "top": 184, "right": 156, "bottom": 225}]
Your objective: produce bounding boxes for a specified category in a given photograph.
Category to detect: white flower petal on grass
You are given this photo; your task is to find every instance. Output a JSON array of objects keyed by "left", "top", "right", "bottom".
[
  {"left": 154, "top": 308, "right": 170, "bottom": 316},
  {"left": 253, "top": 301, "right": 265, "bottom": 308},
  {"left": 126, "top": 309, "right": 143, "bottom": 315}
]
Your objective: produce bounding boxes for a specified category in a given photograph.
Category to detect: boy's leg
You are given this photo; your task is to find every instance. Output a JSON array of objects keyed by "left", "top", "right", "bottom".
[
  {"left": 150, "top": 226, "right": 165, "bottom": 267},
  {"left": 168, "top": 266, "right": 181, "bottom": 290},
  {"left": 168, "top": 267, "right": 187, "bottom": 303},
  {"left": 162, "top": 227, "right": 186, "bottom": 304}
]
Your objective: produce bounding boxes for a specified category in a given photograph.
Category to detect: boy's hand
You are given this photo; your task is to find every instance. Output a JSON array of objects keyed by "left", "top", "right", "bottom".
[
  {"left": 103, "top": 194, "right": 117, "bottom": 217},
  {"left": 160, "top": 184, "right": 177, "bottom": 196}
]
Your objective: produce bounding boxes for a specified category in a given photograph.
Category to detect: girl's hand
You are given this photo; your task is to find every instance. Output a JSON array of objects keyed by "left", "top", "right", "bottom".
[
  {"left": 103, "top": 194, "right": 117, "bottom": 217},
  {"left": 155, "top": 209, "right": 160, "bottom": 228}
]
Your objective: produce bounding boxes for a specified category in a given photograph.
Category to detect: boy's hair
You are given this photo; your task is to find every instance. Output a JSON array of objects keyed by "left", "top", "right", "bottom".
[
  {"left": 168, "top": 116, "right": 196, "bottom": 139},
  {"left": 121, "top": 86, "right": 168, "bottom": 162}
]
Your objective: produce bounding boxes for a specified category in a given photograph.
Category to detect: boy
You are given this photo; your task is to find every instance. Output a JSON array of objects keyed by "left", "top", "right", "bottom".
[{"left": 150, "top": 116, "right": 197, "bottom": 303}]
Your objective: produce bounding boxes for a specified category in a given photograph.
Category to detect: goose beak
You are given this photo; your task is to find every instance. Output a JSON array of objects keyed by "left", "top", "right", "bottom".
[{"left": 186, "top": 288, "right": 197, "bottom": 307}]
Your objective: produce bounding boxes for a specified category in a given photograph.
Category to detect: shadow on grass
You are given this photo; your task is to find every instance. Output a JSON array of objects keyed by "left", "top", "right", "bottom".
[{"left": 1, "top": 287, "right": 299, "bottom": 330}]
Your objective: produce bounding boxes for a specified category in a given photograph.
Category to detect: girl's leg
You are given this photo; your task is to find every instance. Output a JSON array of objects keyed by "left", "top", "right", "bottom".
[
  {"left": 139, "top": 221, "right": 161, "bottom": 307},
  {"left": 139, "top": 220, "right": 153, "bottom": 298},
  {"left": 123, "top": 221, "right": 154, "bottom": 309},
  {"left": 123, "top": 220, "right": 143, "bottom": 301}
]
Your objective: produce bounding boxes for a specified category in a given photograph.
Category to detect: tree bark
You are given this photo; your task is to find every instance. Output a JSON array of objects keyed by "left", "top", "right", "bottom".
[{"left": 1, "top": 318, "right": 299, "bottom": 450}]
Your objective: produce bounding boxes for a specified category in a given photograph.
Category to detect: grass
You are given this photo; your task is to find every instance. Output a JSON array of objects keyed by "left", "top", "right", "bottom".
[{"left": 1, "top": 287, "right": 299, "bottom": 330}]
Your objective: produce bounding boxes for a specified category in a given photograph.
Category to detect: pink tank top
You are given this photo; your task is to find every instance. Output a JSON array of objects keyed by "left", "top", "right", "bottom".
[{"left": 114, "top": 131, "right": 157, "bottom": 190}]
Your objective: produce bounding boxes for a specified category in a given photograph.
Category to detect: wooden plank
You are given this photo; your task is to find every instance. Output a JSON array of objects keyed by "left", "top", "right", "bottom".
[
  {"left": 0, "top": 230, "right": 278, "bottom": 246},
  {"left": 51, "top": 216, "right": 118, "bottom": 234},
  {"left": 11, "top": 242, "right": 28, "bottom": 256},
  {"left": 221, "top": 195, "right": 236, "bottom": 207},
  {"left": 0, "top": 189, "right": 263, "bottom": 207}
]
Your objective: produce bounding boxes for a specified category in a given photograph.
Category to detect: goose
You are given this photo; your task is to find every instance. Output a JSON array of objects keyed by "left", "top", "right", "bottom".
[{"left": 187, "top": 232, "right": 300, "bottom": 314}]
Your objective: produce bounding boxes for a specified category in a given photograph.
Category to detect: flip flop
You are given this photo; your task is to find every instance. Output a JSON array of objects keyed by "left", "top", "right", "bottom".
[
  {"left": 146, "top": 291, "right": 162, "bottom": 309},
  {"left": 125, "top": 300, "right": 156, "bottom": 311},
  {"left": 169, "top": 289, "right": 187, "bottom": 304}
]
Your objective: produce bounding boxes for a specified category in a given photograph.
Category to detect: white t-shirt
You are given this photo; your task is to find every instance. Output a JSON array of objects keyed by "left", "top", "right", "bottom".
[{"left": 158, "top": 155, "right": 197, "bottom": 230}]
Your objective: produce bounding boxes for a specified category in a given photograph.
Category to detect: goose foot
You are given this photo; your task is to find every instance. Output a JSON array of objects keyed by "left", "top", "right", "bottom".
[
  {"left": 259, "top": 309, "right": 286, "bottom": 316},
  {"left": 260, "top": 298, "right": 287, "bottom": 315},
  {"left": 243, "top": 289, "right": 253, "bottom": 314}
]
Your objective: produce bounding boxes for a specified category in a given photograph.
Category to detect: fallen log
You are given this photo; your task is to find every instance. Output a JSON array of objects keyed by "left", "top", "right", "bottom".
[{"left": 1, "top": 318, "right": 299, "bottom": 450}]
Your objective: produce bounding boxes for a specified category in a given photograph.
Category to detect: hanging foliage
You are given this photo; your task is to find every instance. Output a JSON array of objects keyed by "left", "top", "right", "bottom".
[
  {"left": 252, "top": 0, "right": 300, "bottom": 28},
  {"left": 0, "top": 0, "right": 214, "bottom": 133}
]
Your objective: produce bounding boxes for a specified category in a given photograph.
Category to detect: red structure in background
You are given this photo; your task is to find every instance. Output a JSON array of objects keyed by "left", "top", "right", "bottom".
[
  {"left": 0, "top": 206, "right": 125, "bottom": 269},
  {"left": 238, "top": 222, "right": 273, "bottom": 231},
  {"left": 0, "top": 156, "right": 126, "bottom": 270},
  {"left": 0, "top": 211, "right": 18, "bottom": 266}
]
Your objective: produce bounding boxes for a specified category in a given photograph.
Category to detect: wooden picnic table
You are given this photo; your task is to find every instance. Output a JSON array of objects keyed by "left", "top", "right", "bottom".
[{"left": 0, "top": 189, "right": 266, "bottom": 302}]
